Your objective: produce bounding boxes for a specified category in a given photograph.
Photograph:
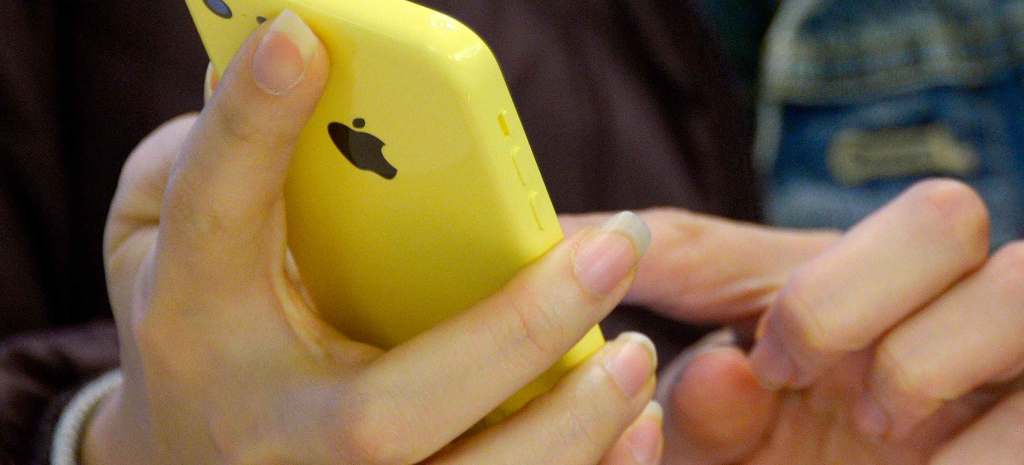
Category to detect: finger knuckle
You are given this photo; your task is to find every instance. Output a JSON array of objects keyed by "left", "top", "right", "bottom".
[
  {"left": 909, "top": 179, "right": 990, "bottom": 257},
  {"left": 659, "top": 209, "right": 708, "bottom": 252},
  {"left": 504, "top": 287, "right": 565, "bottom": 364},
  {"left": 560, "top": 405, "right": 603, "bottom": 454},
  {"left": 775, "top": 274, "right": 843, "bottom": 352},
  {"left": 646, "top": 207, "right": 703, "bottom": 238},
  {"left": 186, "top": 200, "right": 240, "bottom": 239},
  {"left": 211, "top": 102, "right": 269, "bottom": 148},
  {"left": 334, "top": 392, "right": 412, "bottom": 465},
  {"left": 165, "top": 187, "right": 245, "bottom": 246},
  {"left": 875, "top": 341, "right": 947, "bottom": 407},
  {"left": 661, "top": 210, "right": 714, "bottom": 268}
]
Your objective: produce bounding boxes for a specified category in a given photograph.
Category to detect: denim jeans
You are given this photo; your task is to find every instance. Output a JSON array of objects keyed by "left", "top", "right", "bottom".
[{"left": 758, "top": 0, "right": 1024, "bottom": 246}]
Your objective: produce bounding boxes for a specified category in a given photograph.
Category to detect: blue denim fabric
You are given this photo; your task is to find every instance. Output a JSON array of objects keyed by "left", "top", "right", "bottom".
[{"left": 758, "top": 0, "right": 1024, "bottom": 246}]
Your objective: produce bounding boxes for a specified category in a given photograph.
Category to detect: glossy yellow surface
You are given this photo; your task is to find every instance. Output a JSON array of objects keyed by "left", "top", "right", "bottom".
[{"left": 185, "top": 0, "right": 605, "bottom": 422}]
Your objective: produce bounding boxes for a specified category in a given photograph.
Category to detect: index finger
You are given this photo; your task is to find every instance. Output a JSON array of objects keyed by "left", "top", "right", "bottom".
[
  {"left": 750, "top": 179, "right": 990, "bottom": 389},
  {"left": 562, "top": 209, "right": 840, "bottom": 323}
]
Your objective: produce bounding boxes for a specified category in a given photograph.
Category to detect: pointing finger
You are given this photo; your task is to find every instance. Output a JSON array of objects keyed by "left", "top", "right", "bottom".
[
  {"left": 750, "top": 180, "right": 989, "bottom": 390},
  {"left": 561, "top": 209, "right": 839, "bottom": 323}
]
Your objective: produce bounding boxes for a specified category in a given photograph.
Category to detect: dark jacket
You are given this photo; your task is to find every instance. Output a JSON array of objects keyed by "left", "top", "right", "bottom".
[{"left": 0, "top": 1, "right": 759, "bottom": 462}]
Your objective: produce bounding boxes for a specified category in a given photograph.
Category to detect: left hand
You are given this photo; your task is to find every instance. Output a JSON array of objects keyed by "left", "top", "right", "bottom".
[
  {"left": 562, "top": 179, "right": 1024, "bottom": 465},
  {"left": 88, "top": 14, "right": 662, "bottom": 464}
]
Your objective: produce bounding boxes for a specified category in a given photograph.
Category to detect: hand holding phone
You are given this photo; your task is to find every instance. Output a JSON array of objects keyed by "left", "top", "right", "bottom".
[
  {"left": 185, "top": 0, "right": 607, "bottom": 421},
  {"left": 84, "top": 9, "right": 663, "bottom": 464}
]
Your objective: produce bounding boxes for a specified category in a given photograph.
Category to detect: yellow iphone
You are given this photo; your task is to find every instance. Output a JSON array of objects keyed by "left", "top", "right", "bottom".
[{"left": 184, "top": 0, "right": 605, "bottom": 422}]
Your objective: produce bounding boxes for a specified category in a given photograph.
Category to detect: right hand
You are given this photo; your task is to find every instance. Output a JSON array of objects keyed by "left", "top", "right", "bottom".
[
  {"left": 83, "top": 10, "right": 661, "bottom": 465},
  {"left": 564, "top": 185, "right": 1022, "bottom": 465}
]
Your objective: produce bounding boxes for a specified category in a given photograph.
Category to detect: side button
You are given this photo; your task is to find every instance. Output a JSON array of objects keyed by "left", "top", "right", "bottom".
[{"left": 498, "top": 111, "right": 511, "bottom": 137}]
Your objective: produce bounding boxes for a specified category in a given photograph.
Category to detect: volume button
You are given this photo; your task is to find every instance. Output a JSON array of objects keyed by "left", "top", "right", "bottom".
[{"left": 498, "top": 110, "right": 511, "bottom": 137}]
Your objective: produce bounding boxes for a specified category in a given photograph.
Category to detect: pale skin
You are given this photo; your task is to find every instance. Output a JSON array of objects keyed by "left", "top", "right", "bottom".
[
  {"left": 565, "top": 186, "right": 1024, "bottom": 464},
  {"left": 83, "top": 10, "right": 1024, "bottom": 465},
  {"left": 84, "top": 12, "right": 662, "bottom": 465}
]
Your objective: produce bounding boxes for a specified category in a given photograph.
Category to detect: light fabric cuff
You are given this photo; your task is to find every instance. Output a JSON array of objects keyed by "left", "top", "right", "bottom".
[{"left": 51, "top": 370, "right": 123, "bottom": 465}]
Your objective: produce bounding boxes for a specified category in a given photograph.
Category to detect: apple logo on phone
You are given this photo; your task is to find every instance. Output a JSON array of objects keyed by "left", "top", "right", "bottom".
[{"left": 328, "top": 119, "right": 398, "bottom": 180}]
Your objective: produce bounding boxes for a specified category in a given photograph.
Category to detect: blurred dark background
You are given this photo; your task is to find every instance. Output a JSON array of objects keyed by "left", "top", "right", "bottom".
[
  {"left": 1, "top": 1, "right": 777, "bottom": 347},
  {"left": 2, "top": 1, "right": 207, "bottom": 335}
]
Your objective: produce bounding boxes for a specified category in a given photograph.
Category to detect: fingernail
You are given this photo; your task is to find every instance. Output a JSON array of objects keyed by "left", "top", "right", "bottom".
[
  {"left": 755, "top": 315, "right": 768, "bottom": 340},
  {"left": 252, "top": 9, "right": 318, "bottom": 95},
  {"left": 604, "top": 332, "right": 658, "bottom": 398},
  {"left": 574, "top": 211, "right": 651, "bottom": 295},
  {"left": 204, "top": 63, "right": 218, "bottom": 103},
  {"left": 627, "top": 402, "right": 664, "bottom": 465},
  {"left": 853, "top": 391, "right": 890, "bottom": 438},
  {"left": 749, "top": 329, "right": 795, "bottom": 390}
]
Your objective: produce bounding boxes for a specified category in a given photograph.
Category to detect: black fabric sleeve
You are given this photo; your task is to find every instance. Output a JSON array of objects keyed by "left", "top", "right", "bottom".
[
  {"left": 0, "top": 322, "right": 118, "bottom": 465},
  {"left": 0, "top": 0, "right": 70, "bottom": 339}
]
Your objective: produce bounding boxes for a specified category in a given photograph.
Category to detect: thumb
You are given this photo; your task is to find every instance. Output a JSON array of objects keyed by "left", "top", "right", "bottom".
[
  {"left": 563, "top": 209, "right": 840, "bottom": 322},
  {"left": 159, "top": 10, "right": 328, "bottom": 290},
  {"left": 658, "top": 330, "right": 779, "bottom": 465}
]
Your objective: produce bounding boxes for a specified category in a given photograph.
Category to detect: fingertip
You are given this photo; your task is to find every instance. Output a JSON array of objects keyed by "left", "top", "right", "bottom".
[
  {"left": 601, "top": 401, "right": 665, "bottom": 465},
  {"left": 616, "top": 331, "right": 659, "bottom": 369},
  {"left": 603, "top": 332, "right": 659, "bottom": 399},
  {"left": 749, "top": 329, "right": 796, "bottom": 391},
  {"left": 210, "top": 9, "right": 329, "bottom": 118},
  {"left": 573, "top": 211, "right": 650, "bottom": 296},
  {"left": 749, "top": 308, "right": 828, "bottom": 391},
  {"left": 606, "top": 211, "right": 653, "bottom": 257},
  {"left": 670, "top": 347, "right": 777, "bottom": 450},
  {"left": 642, "top": 399, "right": 664, "bottom": 422},
  {"left": 628, "top": 402, "right": 665, "bottom": 465},
  {"left": 252, "top": 9, "right": 321, "bottom": 95}
]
